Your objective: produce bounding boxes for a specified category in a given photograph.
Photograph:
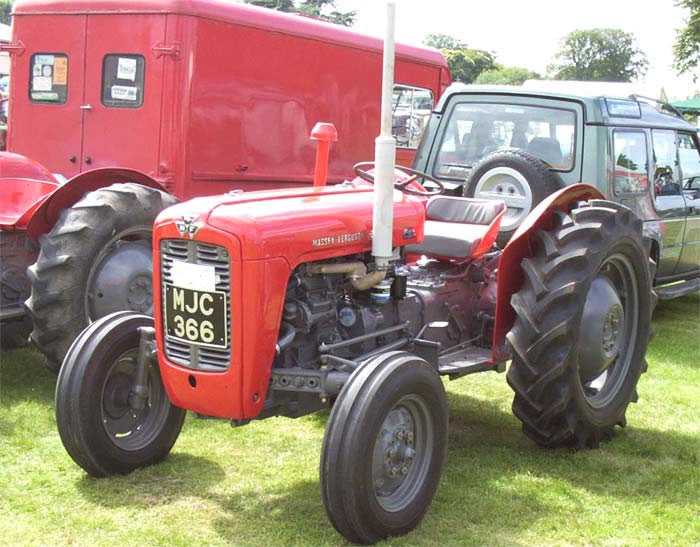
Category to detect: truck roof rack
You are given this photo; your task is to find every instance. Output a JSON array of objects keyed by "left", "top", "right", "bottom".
[{"left": 629, "top": 94, "right": 685, "bottom": 119}]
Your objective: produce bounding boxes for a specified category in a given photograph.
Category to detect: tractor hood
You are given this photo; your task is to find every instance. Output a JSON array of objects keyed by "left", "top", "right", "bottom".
[{"left": 154, "top": 182, "right": 426, "bottom": 267}]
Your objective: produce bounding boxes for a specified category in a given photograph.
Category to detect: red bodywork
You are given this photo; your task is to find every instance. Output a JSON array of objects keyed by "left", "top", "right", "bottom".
[
  {"left": 153, "top": 182, "right": 425, "bottom": 419},
  {"left": 3, "top": 0, "right": 449, "bottom": 200},
  {"left": 152, "top": 179, "right": 602, "bottom": 420}
]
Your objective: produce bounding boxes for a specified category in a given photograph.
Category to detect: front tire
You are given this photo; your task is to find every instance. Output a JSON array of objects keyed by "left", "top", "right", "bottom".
[
  {"left": 321, "top": 351, "right": 448, "bottom": 544},
  {"left": 506, "top": 200, "right": 654, "bottom": 448},
  {"left": 56, "top": 312, "right": 185, "bottom": 477},
  {"left": 26, "top": 183, "right": 178, "bottom": 371}
]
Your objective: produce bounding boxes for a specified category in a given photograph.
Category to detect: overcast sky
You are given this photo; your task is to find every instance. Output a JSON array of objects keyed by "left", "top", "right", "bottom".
[{"left": 335, "top": 0, "right": 698, "bottom": 101}]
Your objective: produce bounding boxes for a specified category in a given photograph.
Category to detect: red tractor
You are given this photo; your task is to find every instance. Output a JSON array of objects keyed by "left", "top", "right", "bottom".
[{"left": 54, "top": 7, "right": 654, "bottom": 543}]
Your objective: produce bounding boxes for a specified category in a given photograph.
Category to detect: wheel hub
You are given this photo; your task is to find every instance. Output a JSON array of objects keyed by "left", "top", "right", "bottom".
[
  {"left": 579, "top": 275, "right": 625, "bottom": 384},
  {"left": 474, "top": 167, "right": 533, "bottom": 232},
  {"left": 374, "top": 406, "right": 417, "bottom": 497}
]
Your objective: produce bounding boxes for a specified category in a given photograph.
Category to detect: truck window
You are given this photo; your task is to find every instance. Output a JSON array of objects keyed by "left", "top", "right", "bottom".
[
  {"left": 29, "top": 54, "right": 68, "bottom": 104},
  {"left": 101, "top": 55, "right": 145, "bottom": 108},
  {"left": 678, "top": 132, "right": 700, "bottom": 187},
  {"left": 612, "top": 130, "right": 649, "bottom": 195},
  {"left": 392, "top": 85, "right": 434, "bottom": 149},
  {"left": 652, "top": 130, "right": 681, "bottom": 196},
  {"left": 434, "top": 102, "right": 576, "bottom": 180}
]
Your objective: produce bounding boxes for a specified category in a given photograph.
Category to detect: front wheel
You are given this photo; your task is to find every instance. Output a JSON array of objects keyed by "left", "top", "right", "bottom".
[
  {"left": 56, "top": 312, "right": 186, "bottom": 477},
  {"left": 506, "top": 200, "right": 654, "bottom": 448},
  {"left": 321, "top": 351, "right": 448, "bottom": 544}
]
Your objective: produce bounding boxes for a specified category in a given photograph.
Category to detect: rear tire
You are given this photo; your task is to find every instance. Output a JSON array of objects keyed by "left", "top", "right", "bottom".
[
  {"left": 506, "top": 200, "right": 654, "bottom": 448},
  {"left": 0, "top": 232, "right": 38, "bottom": 348},
  {"left": 26, "top": 183, "right": 177, "bottom": 371},
  {"left": 56, "top": 312, "right": 185, "bottom": 477},
  {"left": 321, "top": 351, "right": 448, "bottom": 544}
]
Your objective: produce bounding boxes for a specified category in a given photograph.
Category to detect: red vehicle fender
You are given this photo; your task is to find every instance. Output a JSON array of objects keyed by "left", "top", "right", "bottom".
[
  {"left": 491, "top": 183, "right": 605, "bottom": 361},
  {"left": 2, "top": 161, "right": 168, "bottom": 238}
]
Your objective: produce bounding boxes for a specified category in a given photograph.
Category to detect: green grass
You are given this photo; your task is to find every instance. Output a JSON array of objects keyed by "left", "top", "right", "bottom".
[{"left": 1, "top": 293, "right": 699, "bottom": 546}]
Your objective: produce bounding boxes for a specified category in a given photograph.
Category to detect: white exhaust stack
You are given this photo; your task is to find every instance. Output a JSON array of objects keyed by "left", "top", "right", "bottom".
[{"left": 371, "top": 1, "right": 396, "bottom": 270}]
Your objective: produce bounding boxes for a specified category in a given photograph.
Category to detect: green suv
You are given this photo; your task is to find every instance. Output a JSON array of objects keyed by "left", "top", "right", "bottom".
[{"left": 413, "top": 84, "right": 700, "bottom": 299}]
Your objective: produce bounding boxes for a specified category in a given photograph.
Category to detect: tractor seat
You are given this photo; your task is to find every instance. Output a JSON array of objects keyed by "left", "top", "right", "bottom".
[{"left": 405, "top": 196, "right": 506, "bottom": 259}]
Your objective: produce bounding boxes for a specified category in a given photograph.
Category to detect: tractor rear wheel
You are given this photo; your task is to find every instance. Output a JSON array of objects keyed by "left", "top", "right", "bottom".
[
  {"left": 55, "top": 311, "right": 185, "bottom": 477},
  {"left": 321, "top": 351, "right": 448, "bottom": 544},
  {"left": 0, "top": 232, "right": 38, "bottom": 348},
  {"left": 506, "top": 200, "right": 654, "bottom": 448},
  {"left": 25, "top": 183, "right": 177, "bottom": 371}
]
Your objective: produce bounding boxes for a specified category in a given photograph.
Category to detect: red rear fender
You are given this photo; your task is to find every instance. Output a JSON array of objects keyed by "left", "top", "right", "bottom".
[{"left": 491, "top": 184, "right": 605, "bottom": 360}]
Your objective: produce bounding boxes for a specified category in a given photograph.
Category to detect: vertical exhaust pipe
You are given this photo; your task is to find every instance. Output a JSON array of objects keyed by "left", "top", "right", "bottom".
[{"left": 371, "top": 2, "right": 396, "bottom": 270}]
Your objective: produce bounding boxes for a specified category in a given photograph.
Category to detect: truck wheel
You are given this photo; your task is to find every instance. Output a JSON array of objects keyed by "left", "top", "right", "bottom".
[
  {"left": 464, "top": 149, "right": 560, "bottom": 245},
  {"left": 0, "top": 232, "right": 38, "bottom": 348},
  {"left": 55, "top": 311, "right": 186, "bottom": 477},
  {"left": 321, "top": 351, "right": 448, "bottom": 544},
  {"left": 506, "top": 200, "right": 654, "bottom": 448},
  {"left": 26, "top": 183, "right": 178, "bottom": 371}
]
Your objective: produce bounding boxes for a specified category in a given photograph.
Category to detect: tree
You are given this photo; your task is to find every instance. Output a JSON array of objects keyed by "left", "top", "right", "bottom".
[
  {"left": 475, "top": 66, "right": 541, "bottom": 86},
  {"left": 548, "top": 28, "right": 648, "bottom": 82},
  {"left": 244, "top": 0, "right": 355, "bottom": 27},
  {"left": 1, "top": 0, "right": 11, "bottom": 25},
  {"left": 424, "top": 34, "right": 497, "bottom": 84},
  {"left": 673, "top": 0, "right": 700, "bottom": 82}
]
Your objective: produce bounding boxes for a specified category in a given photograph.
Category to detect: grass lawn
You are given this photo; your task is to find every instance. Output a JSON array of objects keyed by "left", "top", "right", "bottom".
[{"left": 1, "top": 292, "right": 698, "bottom": 546}]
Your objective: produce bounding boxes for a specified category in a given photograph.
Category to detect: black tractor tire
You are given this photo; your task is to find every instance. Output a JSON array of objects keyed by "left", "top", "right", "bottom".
[
  {"left": 56, "top": 311, "right": 186, "bottom": 477},
  {"left": 506, "top": 199, "right": 655, "bottom": 449},
  {"left": 0, "top": 232, "right": 39, "bottom": 349},
  {"left": 464, "top": 149, "right": 560, "bottom": 245},
  {"left": 25, "top": 183, "right": 178, "bottom": 371},
  {"left": 321, "top": 351, "right": 448, "bottom": 544}
]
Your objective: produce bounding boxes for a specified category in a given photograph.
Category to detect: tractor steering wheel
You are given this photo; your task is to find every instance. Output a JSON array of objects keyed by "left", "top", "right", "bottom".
[{"left": 353, "top": 162, "right": 445, "bottom": 196}]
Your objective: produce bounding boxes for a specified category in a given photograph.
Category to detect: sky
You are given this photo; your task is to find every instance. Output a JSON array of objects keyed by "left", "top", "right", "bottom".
[{"left": 334, "top": 0, "right": 698, "bottom": 101}]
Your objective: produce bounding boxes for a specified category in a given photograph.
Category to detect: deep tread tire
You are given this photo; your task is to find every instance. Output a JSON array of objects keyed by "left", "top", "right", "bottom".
[
  {"left": 464, "top": 149, "right": 560, "bottom": 245},
  {"left": 0, "top": 232, "right": 38, "bottom": 348},
  {"left": 506, "top": 200, "right": 654, "bottom": 448},
  {"left": 321, "top": 351, "right": 448, "bottom": 544},
  {"left": 56, "top": 311, "right": 185, "bottom": 477},
  {"left": 25, "top": 183, "right": 178, "bottom": 371}
]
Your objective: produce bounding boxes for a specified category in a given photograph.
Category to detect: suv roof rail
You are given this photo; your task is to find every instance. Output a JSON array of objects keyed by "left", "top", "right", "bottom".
[{"left": 629, "top": 94, "right": 685, "bottom": 119}]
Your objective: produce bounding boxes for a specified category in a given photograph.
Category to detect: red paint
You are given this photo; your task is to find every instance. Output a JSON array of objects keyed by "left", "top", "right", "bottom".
[
  {"left": 153, "top": 183, "right": 426, "bottom": 419},
  {"left": 491, "top": 184, "right": 605, "bottom": 361},
  {"left": 6, "top": 0, "right": 448, "bottom": 197}
]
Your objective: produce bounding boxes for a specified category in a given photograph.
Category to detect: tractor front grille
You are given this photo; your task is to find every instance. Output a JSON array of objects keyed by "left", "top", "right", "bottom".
[{"left": 160, "top": 239, "right": 232, "bottom": 371}]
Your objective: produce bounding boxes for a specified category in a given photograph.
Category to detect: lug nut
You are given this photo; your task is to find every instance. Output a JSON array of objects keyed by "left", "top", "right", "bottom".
[{"left": 401, "top": 465, "right": 409, "bottom": 475}]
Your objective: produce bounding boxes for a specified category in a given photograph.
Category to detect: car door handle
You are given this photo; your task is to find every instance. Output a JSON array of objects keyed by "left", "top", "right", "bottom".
[{"left": 80, "top": 104, "right": 92, "bottom": 111}]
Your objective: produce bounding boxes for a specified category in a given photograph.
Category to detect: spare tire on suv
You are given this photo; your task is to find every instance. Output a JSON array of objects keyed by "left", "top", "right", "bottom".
[{"left": 463, "top": 149, "right": 560, "bottom": 245}]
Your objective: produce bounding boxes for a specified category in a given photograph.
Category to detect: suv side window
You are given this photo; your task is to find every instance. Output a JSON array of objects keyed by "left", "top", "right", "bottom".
[
  {"left": 678, "top": 132, "right": 700, "bottom": 190},
  {"left": 652, "top": 130, "right": 681, "bottom": 196},
  {"left": 612, "top": 130, "right": 649, "bottom": 195},
  {"left": 392, "top": 85, "right": 434, "bottom": 149}
]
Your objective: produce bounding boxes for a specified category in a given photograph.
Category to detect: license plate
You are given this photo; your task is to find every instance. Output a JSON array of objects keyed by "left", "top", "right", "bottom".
[{"left": 164, "top": 284, "right": 227, "bottom": 348}]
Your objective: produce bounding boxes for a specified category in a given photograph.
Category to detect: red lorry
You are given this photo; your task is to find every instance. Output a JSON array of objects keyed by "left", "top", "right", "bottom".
[{"left": 0, "top": 0, "right": 450, "bottom": 364}]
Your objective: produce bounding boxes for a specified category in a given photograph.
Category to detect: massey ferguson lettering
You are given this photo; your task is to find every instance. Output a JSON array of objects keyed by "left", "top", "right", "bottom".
[{"left": 312, "top": 232, "right": 366, "bottom": 247}]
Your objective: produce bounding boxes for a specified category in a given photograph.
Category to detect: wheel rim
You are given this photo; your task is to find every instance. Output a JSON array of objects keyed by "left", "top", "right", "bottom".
[
  {"left": 100, "top": 348, "right": 171, "bottom": 451},
  {"left": 85, "top": 226, "right": 153, "bottom": 321},
  {"left": 371, "top": 394, "right": 433, "bottom": 512},
  {"left": 579, "top": 253, "right": 639, "bottom": 408},
  {"left": 474, "top": 167, "right": 533, "bottom": 232}
]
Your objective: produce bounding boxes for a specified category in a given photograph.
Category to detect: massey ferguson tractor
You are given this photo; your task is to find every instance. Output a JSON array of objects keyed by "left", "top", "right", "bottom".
[{"left": 55, "top": 6, "right": 654, "bottom": 544}]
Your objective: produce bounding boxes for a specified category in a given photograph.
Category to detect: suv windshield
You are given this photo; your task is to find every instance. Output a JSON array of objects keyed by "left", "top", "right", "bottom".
[{"left": 434, "top": 102, "right": 576, "bottom": 179}]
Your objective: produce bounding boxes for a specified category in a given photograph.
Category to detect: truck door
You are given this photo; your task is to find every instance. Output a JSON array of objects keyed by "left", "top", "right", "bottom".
[
  {"left": 7, "top": 15, "right": 86, "bottom": 178},
  {"left": 677, "top": 131, "right": 700, "bottom": 274},
  {"left": 80, "top": 15, "right": 166, "bottom": 174},
  {"left": 651, "top": 129, "right": 686, "bottom": 277}
]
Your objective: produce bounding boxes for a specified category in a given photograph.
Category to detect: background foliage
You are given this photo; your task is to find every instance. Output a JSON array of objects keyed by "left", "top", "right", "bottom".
[
  {"left": 244, "top": 0, "right": 355, "bottom": 27},
  {"left": 673, "top": 0, "right": 700, "bottom": 81}
]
